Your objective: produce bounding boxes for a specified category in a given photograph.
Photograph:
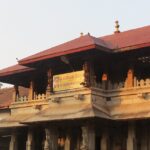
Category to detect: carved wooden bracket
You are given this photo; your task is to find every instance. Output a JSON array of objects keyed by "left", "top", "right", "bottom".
[
  {"left": 74, "top": 94, "right": 84, "bottom": 100},
  {"left": 51, "top": 97, "right": 60, "bottom": 103}
]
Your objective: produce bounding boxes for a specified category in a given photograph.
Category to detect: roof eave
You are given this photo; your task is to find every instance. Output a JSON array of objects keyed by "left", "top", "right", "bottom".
[
  {"left": 95, "top": 45, "right": 112, "bottom": 53},
  {"left": 114, "top": 42, "right": 150, "bottom": 53},
  {"left": 0, "top": 68, "right": 34, "bottom": 77},
  {"left": 19, "top": 44, "right": 98, "bottom": 65}
]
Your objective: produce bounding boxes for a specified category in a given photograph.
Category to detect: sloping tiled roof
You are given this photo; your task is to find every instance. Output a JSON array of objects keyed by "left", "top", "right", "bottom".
[
  {"left": 19, "top": 34, "right": 111, "bottom": 65},
  {"left": 100, "top": 25, "right": 150, "bottom": 51},
  {"left": 0, "top": 64, "right": 34, "bottom": 77},
  {"left": 19, "top": 25, "right": 150, "bottom": 65},
  {"left": 0, "top": 25, "right": 149, "bottom": 80},
  {"left": 0, "top": 87, "right": 28, "bottom": 109}
]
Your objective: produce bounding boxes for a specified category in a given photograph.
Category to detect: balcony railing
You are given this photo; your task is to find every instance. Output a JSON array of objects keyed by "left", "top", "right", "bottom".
[
  {"left": 13, "top": 77, "right": 150, "bottom": 106},
  {"left": 93, "top": 77, "right": 150, "bottom": 91},
  {"left": 15, "top": 93, "right": 46, "bottom": 102}
]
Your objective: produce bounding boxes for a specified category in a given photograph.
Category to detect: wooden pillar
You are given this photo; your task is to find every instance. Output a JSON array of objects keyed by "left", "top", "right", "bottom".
[
  {"left": 46, "top": 68, "right": 53, "bottom": 97},
  {"left": 125, "top": 69, "right": 134, "bottom": 88},
  {"left": 44, "top": 127, "right": 58, "bottom": 150},
  {"left": 83, "top": 62, "right": 91, "bottom": 87},
  {"left": 28, "top": 81, "right": 34, "bottom": 100},
  {"left": 13, "top": 85, "right": 19, "bottom": 102},
  {"left": 80, "top": 126, "right": 95, "bottom": 150},
  {"left": 148, "top": 127, "right": 150, "bottom": 150},
  {"left": 102, "top": 73, "right": 108, "bottom": 90},
  {"left": 9, "top": 131, "right": 17, "bottom": 150},
  {"left": 127, "top": 122, "right": 136, "bottom": 150},
  {"left": 141, "top": 124, "right": 148, "bottom": 150},
  {"left": 101, "top": 130, "right": 109, "bottom": 150},
  {"left": 141, "top": 136, "right": 148, "bottom": 150},
  {"left": 26, "top": 129, "right": 34, "bottom": 150}
]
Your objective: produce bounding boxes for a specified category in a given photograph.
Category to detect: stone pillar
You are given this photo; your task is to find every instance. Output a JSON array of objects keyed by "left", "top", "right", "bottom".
[
  {"left": 80, "top": 126, "right": 95, "bottom": 150},
  {"left": 64, "top": 135, "right": 70, "bottom": 150},
  {"left": 26, "top": 129, "right": 34, "bottom": 150},
  {"left": 101, "top": 130, "right": 109, "bottom": 150},
  {"left": 88, "top": 126, "right": 95, "bottom": 150},
  {"left": 28, "top": 81, "right": 34, "bottom": 100},
  {"left": 127, "top": 122, "right": 136, "bottom": 150},
  {"left": 9, "top": 131, "right": 17, "bottom": 150},
  {"left": 44, "top": 128, "right": 50, "bottom": 150},
  {"left": 44, "top": 127, "right": 58, "bottom": 150}
]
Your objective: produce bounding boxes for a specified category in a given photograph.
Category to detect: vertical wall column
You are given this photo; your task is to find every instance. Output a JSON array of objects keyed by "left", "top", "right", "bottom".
[
  {"left": 26, "top": 129, "right": 34, "bottom": 150},
  {"left": 101, "top": 129, "right": 109, "bottom": 150},
  {"left": 80, "top": 126, "right": 95, "bottom": 150},
  {"left": 127, "top": 122, "right": 136, "bottom": 150},
  {"left": 44, "top": 127, "right": 58, "bottom": 150},
  {"left": 9, "top": 131, "right": 17, "bottom": 150}
]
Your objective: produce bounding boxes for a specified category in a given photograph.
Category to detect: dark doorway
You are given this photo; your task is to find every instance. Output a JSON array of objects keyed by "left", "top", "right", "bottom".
[
  {"left": 0, "top": 136, "right": 10, "bottom": 150},
  {"left": 18, "top": 130, "right": 27, "bottom": 150},
  {"left": 95, "top": 136, "right": 100, "bottom": 150},
  {"left": 34, "top": 128, "right": 45, "bottom": 150}
]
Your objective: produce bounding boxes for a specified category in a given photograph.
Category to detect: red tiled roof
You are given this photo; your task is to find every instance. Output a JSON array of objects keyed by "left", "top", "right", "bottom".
[
  {"left": 0, "top": 64, "right": 34, "bottom": 77},
  {"left": 19, "top": 25, "right": 150, "bottom": 65},
  {"left": 0, "top": 25, "right": 149, "bottom": 79},
  {"left": 0, "top": 87, "right": 28, "bottom": 109},
  {"left": 19, "top": 34, "right": 111, "bottom": 65},
  {"left": 100, "top": 25, "right": 150, "bottom": 51}
]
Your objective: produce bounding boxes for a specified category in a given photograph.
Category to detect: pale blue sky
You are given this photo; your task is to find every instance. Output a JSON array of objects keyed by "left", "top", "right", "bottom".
[{"left": 0, "top": 0, "right": 149, "bottom": 69}]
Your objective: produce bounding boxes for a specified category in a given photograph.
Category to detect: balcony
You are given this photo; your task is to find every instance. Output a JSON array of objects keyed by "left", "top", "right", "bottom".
[
  {"left": 105, "top": 77, "right": 150, "bottom": 120},
  {"left": 10, "top": 93, "right": 48, "bottom": 111},
  {"left": 9, "top": 66, "right": 150, "bottom": 120}
]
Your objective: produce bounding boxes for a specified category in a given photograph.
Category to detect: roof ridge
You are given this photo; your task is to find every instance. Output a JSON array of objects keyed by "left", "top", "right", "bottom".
[{"left": 100, "top": 25, "right": 150, "bottom": 38}]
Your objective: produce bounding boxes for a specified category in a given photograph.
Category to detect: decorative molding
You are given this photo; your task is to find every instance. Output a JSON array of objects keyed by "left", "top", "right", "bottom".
[
  {"left": 74, "top": 94, "right": 84, "bottom": 100},
  {"left": 51, "top": 97, "right": 60, "bottom": 103}
]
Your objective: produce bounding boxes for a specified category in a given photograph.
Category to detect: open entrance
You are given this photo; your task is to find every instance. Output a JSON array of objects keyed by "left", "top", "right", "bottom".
[
  {"left": 95, "top": 136, "right": 100, "bottom": 150},
  {"left": 34, "top": 127, "right": 45, "bottom": 150},
  {"left": 17, "top": 129, "right": 27, "bottom": 150},
  {"left": 0, "top": 136, "right": 10, "bottom": 150}
]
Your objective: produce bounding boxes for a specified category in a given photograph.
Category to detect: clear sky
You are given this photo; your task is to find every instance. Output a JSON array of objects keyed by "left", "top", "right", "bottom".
[{"left": 0, "top": 0, "right": 149, "bottom": 69}]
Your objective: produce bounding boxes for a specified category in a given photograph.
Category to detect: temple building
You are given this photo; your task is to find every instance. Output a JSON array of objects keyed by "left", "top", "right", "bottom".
[{"left": 0, "top": 24, "right": 150, "bottom": 150}]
